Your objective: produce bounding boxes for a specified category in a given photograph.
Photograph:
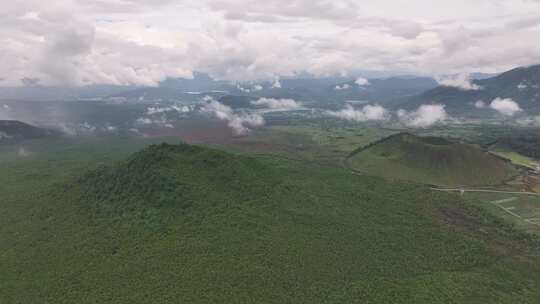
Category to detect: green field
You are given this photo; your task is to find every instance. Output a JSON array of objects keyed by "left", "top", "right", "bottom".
[
  {"left": 1, "top": 137, "right": 540, "bottom": 303},
  {"left": 490, "top": 151, "right": 540, "bottom": 171},
  {"left": 462, "top": 192, "right": 540, "bottom": 235},
  {"left": 239, "top": 122, "right": 396, "bottom": 165}
]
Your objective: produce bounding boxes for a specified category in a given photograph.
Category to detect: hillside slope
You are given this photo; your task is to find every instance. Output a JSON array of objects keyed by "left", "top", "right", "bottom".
[
  {"left": 1, "top": 143, "right": 538, "bottom": 303},
  {"left": 405, "top": 64, "right": 540, "bottom": 115},
  {"left": 331, "top": 77, "right": 438, "bottom": 104},
  {"left": 348, "top": 133, "right": 518, "bottom": 186},
  {"left": 0, "top": 120, "right": 56, "bottom": 143},
  {"left": 73, "top": 143, "right": 278, "bottom": 221}
]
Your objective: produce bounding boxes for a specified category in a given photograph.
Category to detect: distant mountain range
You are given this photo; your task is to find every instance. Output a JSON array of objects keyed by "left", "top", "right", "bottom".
[
  {"left": 405, "top": 65, "right": 540, "bottom": 115},
  {"left": 0, "top": 72, "right": 438, "bottom": 105},
  {"left": 2, "top": 65, "right": 540, "bottom": 118},
  {"left": 329, "top": 77, "right": 438, "bottom": 104}
]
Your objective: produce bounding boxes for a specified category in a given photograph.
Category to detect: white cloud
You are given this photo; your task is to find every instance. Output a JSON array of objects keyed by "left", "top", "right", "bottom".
[
  {"left": 237, "top": 85, "right": 251, "bottom": 93},
  {"left": 474, "top": 100, "right": 486, "bottom": 108},
  {"left": 251, "top": 98, "right": 302, "bottom": 109},
  {"left": 237, "top": 84, "right": 264, "bottom": 92},
  {"left": 128, "top": 128, "right": 142, "bottom": 135},
  {"left": 135, "top": 115, "right": 174, "bottom": 128},
  {"left": 201, "top": 98, "right": 264, "bottom": 134},
  {"left": 146, "top": 106, "right": 173, "bottom": 115},
  {"left": 489, "top": 98, "right": 522, "bottom": 116},
  {"left": 436, "top": 74, "right": 481, "bottom": 91},
  {"left": 173, "top": 105, "right": 194, "bottom": 113},
  {"left": 2, "top": 1, "right": 540, "bottom": 86},
  {"left": 146, "top": 104, "right": 193, "bottom": 115},
  {"left": 104, "top": 125, "right": 118, "bottom": 132},
  {"left": 20, "top": 11, "right": 40, "bottom": 21},
  {"left": 335, "top": 84, "right": 351, "bottom": 90},
  {"left": 327, "top": 104, "right": 388, "bottom": 122},
  {"left": 517, "top": 83, "right": 528, "bottom": 90},
  {"left": 227, "top": 114, "right": 265, "bottom": 135},
  {"left": 79, "top": 122, "right": 97, "bottom": 133},
  {"left": 55, "top": 121, "right": 111, "bottom": 136},
  {"left": 0, "top": 132, "right": 13, "bottom": 140},
  {"left": 398, "top": 104, "right": 448, "bottom": 127},
  {"left": 271, "top": 79, "right": 282, "bottom": 88},
  {"left": 355, "top": 77, "right": 370, "bottom": 86},
  {"left": 135, "top": 117, "right": 153, "bottom": 125},
  {"left": 202, "top": 95, "right": 214, "bottom": 102}
]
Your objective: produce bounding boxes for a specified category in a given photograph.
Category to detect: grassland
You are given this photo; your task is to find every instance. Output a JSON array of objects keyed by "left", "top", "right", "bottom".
[
  {"left": 462, "top": 192, "right": 540, "bottom": 235},
  {"left": 1, "top": 137, "right": 540, "bottom": 303},
  {"left": 241, "top": 121, "right": 396, "bottom": 165},
  {"left": 490, "top": 151, "right": 540, "bottom": 170}
]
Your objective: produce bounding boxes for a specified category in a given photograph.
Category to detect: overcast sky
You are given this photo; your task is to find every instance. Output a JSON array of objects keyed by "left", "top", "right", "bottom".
[{"left": 2, "top": 0, "right": 540, "bottom": 87}]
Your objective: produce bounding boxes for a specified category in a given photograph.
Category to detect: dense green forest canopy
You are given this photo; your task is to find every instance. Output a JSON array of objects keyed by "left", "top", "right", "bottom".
[{"left": 1, "top": 142, "right": 539, "bottom": 303}]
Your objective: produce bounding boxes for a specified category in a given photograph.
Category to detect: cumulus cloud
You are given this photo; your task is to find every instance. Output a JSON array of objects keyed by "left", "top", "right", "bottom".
[
  {"left": 104, "top": 125, "right": 118, "bottom": 132},
  {"left": 475, "top": 98, "right": 522, "bottom": 116},
  {"left": 436, "top": 74, "right": 481, "bottom": 91},
  {"left": 398, "top": 104, "right": 448, "bottom": 127},
  {"left": 135, "top": 103, "right": 194, "bottom": 128},
  {"left": 55, "top": 121, "right": 121, "bottom": 135},
  {"left": 474, "top": 100, "right": 486, "bottom": 108},
  {"left": 135, "top": 117, "right": 153, "bottom": 125},
  {"left": 517, "top": 83, "right": 528, "bottom": 90},
  {"left": 238, "top": 84, "right": 264, "bottom": 92},
  {"left": 335, "top": 84, "right": 351, "bottom": 90},
  {"left": 0, "top": 1, "right": 192, "bottom": 86},
  {"left": 146, "top": 104, "right": 193, "bottom": 115},
  {"left": 355, "top": 77, "right": 370, "bottom": 86},
  {"left": 489, "top": 98, "right": 522, "bottom": 116},
  {"left": 251, "top": 98, "right": 302, "bottom": 110},
  {"left": 135, "top": 116, "right": 174, "bottom": 128},
  {"left": 326, "top": 104, "right": 389, "bottom": 122},
  {"left": 271, "top": 80, "right": 282, "bottom": 88},
  {"left": 201, "top": 98, "right": 264, "bottom": 134},
  {"left": 56, "top": 122, "right": 97, "bottom": 136},
  {"left": 0, "top": 132, "right": 13, "bottom": 140},
  {"left": 146, "top": 106, "right": 173, "bottom": 115},
  {"left": 2, "top": 1, "right": 540, "bottom": 86},
  {"left": 128, "top": 128, "right": 142, "bottom": 135}
]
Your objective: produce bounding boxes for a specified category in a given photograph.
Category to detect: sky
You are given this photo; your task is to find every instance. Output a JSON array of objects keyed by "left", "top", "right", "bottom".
[{"left": 2, "top": 0, "right": 540, "bottom": 87}]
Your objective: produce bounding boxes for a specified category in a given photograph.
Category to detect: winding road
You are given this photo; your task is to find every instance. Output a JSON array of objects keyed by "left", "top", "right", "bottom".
[{"left": 429, "top": 188, "right": 540, "bottom": 196}]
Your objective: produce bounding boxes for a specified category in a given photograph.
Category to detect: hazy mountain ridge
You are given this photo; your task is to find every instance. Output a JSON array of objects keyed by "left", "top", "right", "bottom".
[
  {"left": 331, "top": 77, "right": 438, "bottom": 104},
  {"left": 0, "top": 120, "right": 57, "bottom": 142},
  {"left": 0, "top": 72, "right": 438, "bottom": 105},
  {"left": 406, "top": 65, "right": 540, "bottom": 115}
]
